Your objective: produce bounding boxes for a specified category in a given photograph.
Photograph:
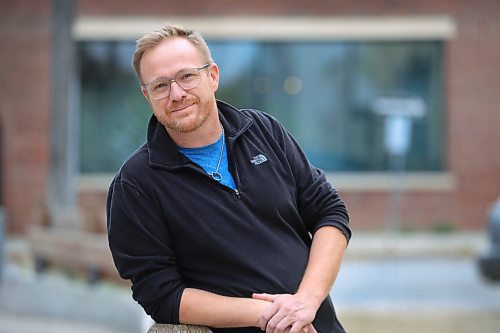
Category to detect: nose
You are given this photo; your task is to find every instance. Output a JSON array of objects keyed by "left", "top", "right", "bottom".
[{"left": 169, "top": 81, "right": 187, "bottom": 101}]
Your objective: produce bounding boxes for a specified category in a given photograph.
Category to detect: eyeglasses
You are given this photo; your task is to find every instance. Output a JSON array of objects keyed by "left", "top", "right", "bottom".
[{"left": 142, "top": 63, "right": 211, "bottom": 100}]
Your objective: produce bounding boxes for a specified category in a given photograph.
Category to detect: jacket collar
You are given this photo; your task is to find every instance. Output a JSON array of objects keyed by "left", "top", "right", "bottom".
[{"left": 147, "top": 100, "right": 253, "bottom": 169}]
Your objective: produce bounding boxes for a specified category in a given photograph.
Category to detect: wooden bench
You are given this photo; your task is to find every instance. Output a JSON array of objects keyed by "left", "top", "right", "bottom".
[{"left": 28, "top": 226, "right": 123, "bottom": 284}]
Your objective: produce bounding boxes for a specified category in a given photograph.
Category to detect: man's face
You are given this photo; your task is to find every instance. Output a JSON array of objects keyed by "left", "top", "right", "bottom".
[{"left": 140, "top": 37, "right": 219, "bottom": 134}]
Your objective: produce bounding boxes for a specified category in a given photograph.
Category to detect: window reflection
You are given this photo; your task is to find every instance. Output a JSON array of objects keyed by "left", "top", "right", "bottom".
[{"left": 79, "top": 40, "right": 443, "bottom": 173}]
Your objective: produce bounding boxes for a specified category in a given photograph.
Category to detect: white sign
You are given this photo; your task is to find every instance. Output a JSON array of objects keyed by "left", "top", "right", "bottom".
[{"left": 372, "top": 96, "right": 426, "bottom": 118}]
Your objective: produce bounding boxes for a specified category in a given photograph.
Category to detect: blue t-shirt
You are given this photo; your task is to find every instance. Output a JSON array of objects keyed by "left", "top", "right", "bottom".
[{"left": 177, "top": 134, "right": 236, "bottom": 190}]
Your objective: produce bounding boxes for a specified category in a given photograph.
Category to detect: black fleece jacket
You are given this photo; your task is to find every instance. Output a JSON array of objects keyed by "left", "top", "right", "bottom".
[{"left": 106, "top": 100, "right": 351, "bottom": 333}]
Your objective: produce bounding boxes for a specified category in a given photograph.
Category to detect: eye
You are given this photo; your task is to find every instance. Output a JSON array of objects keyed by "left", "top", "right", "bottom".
[
  {"left": 178, "top": 71, "right": 198, "bottom": 82},
  {"left": 153, "top": 81, "right": 170, "bottom": 92}
]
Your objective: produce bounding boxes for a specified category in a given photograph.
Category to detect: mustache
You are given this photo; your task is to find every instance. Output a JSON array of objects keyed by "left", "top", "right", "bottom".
[
  {"left": 172, "top": 97, "right": 196, "bottom": 106},
  {"left": 169, "top": 99, "right": 197, "bottom": 111}
]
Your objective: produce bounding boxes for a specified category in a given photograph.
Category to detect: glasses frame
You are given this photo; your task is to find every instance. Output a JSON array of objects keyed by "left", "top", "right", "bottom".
[{"left": 142, "top": 63, "right": 211, "bottom": 100}]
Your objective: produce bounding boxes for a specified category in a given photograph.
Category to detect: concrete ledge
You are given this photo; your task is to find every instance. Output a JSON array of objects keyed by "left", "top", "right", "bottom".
[
  {"left": 346, "top": 232, "right": 488, "bottom": 259},
  {"left": 148, "top": 324, "right": 212, "bottom": 333}
]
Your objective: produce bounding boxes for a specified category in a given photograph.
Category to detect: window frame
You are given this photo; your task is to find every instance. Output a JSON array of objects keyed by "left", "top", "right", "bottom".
[{"left": 75, "top": 15, "right": 456, "bottom": 192}]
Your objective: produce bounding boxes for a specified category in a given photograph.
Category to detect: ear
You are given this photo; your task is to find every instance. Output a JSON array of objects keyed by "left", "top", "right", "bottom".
[
  {"left": 209, "top": 63, "right": 220, "bottom": 92},
  {"left": 141, "top": 86, "right": 152, "bottom": 105}
]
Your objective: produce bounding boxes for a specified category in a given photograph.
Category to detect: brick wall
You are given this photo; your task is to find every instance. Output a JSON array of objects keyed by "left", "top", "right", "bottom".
[
  {"left": 0, "top": 0, "right": 52, "bottom": 233},
  {"left": 1, "top": 0, "right": 499, "bottom": 233},
  {"left": 447, "top": 1, "right": 500, "bottom": 228}
]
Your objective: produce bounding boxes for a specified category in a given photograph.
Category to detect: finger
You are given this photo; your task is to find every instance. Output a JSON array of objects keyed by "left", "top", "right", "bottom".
[
  {"left": 259, "top": 302, "right": 279, "bottom": 331},
  {"left": 267, "top": 313, "right": 293, "bottom": 333},
  {"left": 289, "top": 321, "right": 307, "bottom": 333},
  {"left": 253, "top": 293, "right": 278, "bottom": 302},
  {"left": 306, "top": 323, "right": 317, "bottom": 333}
]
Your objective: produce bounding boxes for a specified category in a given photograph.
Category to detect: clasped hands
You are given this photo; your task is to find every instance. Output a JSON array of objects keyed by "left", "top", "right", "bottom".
[{"left": 252, "top": 292, "right": 319, "bottom": 333}]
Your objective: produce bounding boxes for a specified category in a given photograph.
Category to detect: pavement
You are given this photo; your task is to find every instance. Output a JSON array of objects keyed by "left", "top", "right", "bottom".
[
  {"left": 338, "top": 232, "right": 500, "bottom": 333},
  {"left": 0, "top": 231, "right": 499, "bottom": 333},
  {"left": 0, "top": 263, "right": 147, "bottom": 333}
]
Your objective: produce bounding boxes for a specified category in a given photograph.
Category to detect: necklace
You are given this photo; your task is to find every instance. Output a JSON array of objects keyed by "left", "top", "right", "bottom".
[{"left": 210, "top": 123, "right": 224, "bottom": 182}]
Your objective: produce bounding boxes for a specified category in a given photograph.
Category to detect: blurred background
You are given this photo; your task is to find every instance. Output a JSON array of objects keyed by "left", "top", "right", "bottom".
[{"left": 0, "top": 0, "right": 499, "bottom": 332}]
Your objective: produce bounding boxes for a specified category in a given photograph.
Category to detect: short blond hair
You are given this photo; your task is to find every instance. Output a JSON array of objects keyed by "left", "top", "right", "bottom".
[{"left": 132, "top": 24, "right": 213, "bottom": 83}]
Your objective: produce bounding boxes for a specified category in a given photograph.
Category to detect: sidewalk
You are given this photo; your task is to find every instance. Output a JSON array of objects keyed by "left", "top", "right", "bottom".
[
  {"left": 0, "top": 312, "right": 125, "bottom": 333},
  {"left": 0, "top": 263, "right": 147, "bottom": 333},
  {"left": 335, "top": 231, "right": 500, "bottom": 333}
]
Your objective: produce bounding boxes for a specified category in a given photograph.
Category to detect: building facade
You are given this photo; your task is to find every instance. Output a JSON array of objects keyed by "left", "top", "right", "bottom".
[{"left": 1, "top": 0, "right": 499, "bottom": 234}]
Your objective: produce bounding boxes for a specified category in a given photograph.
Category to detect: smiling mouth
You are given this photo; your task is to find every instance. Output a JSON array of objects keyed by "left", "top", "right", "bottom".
[{"left": 172, "top": 105, "right": 192, "bottom": 113}]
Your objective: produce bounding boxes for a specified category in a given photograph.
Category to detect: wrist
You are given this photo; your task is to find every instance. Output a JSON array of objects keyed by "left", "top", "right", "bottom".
[
  {"left": 248, "top": 298, "right": 272, "bottom": 327},
  {"left": 295, "top": 288, "right": 324, "bottom": 310}
]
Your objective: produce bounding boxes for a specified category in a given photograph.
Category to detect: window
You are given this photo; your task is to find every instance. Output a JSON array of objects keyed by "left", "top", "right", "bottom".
[
  {"left": 78, "top": 40, "right": 444, "bottom": 173},
  {"left": 79, "top": 41, "right": 150, "bottom": 173}
]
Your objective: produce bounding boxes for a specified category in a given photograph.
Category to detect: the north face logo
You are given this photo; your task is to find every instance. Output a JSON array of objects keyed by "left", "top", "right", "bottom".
[{"left": 250, "top": 154, "right": 268, "bottom": 165}]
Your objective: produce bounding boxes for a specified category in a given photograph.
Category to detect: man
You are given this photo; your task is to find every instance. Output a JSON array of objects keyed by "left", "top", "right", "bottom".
[{"left": 106, "top": 24, "right": 351, "bottom": 333}]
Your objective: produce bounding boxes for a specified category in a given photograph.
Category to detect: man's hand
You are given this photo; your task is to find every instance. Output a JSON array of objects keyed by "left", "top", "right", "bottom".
[{"left": 252, "top": 293, "right": 320, "bottom": 333}]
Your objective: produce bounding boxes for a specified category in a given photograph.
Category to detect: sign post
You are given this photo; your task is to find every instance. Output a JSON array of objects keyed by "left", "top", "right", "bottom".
[{"left": 372, "top": 95, "right": 426, "bottom": 232}]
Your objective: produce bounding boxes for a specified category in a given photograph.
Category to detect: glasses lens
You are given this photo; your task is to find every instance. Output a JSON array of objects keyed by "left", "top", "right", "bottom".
[
  {"left": 150, "top": 80, "right": 171, "bottom": 99},
  {"left": 176, "top": 69, "right": 201, "bottom": 90}
]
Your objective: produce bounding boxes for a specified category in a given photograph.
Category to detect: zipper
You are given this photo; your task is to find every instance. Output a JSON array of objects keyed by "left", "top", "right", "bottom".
[
  {"left": 184, "top": 163, "right": 241, "bottom": 199},
  {"left": 209, "top": 172, "right": 241, "bottom": 198},
  {"left": 227, "top": 138, "right": 242, "bottom": 199}
]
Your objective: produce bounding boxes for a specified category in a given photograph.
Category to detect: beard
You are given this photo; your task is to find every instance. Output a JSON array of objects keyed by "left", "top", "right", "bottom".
[
  {"left": 167, "top": 108, "right": 210, "bottom": 133},
  {"left": 158, "top": 97, "right": 215, "bottom": 134}
]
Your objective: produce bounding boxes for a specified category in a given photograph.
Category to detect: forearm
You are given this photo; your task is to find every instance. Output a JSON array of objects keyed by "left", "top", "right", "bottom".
[
  {"left": 297, "top": 226, "right": 347, "bottom": 307},
  {"left": 179, "top": 288, "right": 270, "bottom": 328},
  {"left": 252, "top": 226, "right": 348, "bottom": 332}
]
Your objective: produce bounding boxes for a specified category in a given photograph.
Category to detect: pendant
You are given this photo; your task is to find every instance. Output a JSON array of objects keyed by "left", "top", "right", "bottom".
[{"left": 211, "top": 172, "right": 222, "bottom": 182}]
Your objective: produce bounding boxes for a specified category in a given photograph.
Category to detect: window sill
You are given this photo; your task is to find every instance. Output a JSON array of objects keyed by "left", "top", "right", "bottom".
[
  {"left": 78, "top": 172, "right": 455, "bottom": 193},
  {"left": 326, "top": 172, "right": 455, "bottom": 192},
  {"left": 78, "top": 173, "right": 115, "bottom": 192}
]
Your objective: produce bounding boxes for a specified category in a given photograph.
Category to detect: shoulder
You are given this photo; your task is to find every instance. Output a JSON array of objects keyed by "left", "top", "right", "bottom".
[
  {"left": 237, "top": 108, "right": 289, "bottom": 144},
  {"left": 219, "top": 99, "right": 281, "bottom": 129},
  {"left": 240, "top": 108, "right": 281, "bottom": 128},
  {"left": 218, "top": 100, "right": 287, "bottom": 140},
  {"left": 112, "top": 143, "right": 149, "bottom": 186},
  {"left": 238, "top": 109, "right": 293, "bottom": 149}
]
